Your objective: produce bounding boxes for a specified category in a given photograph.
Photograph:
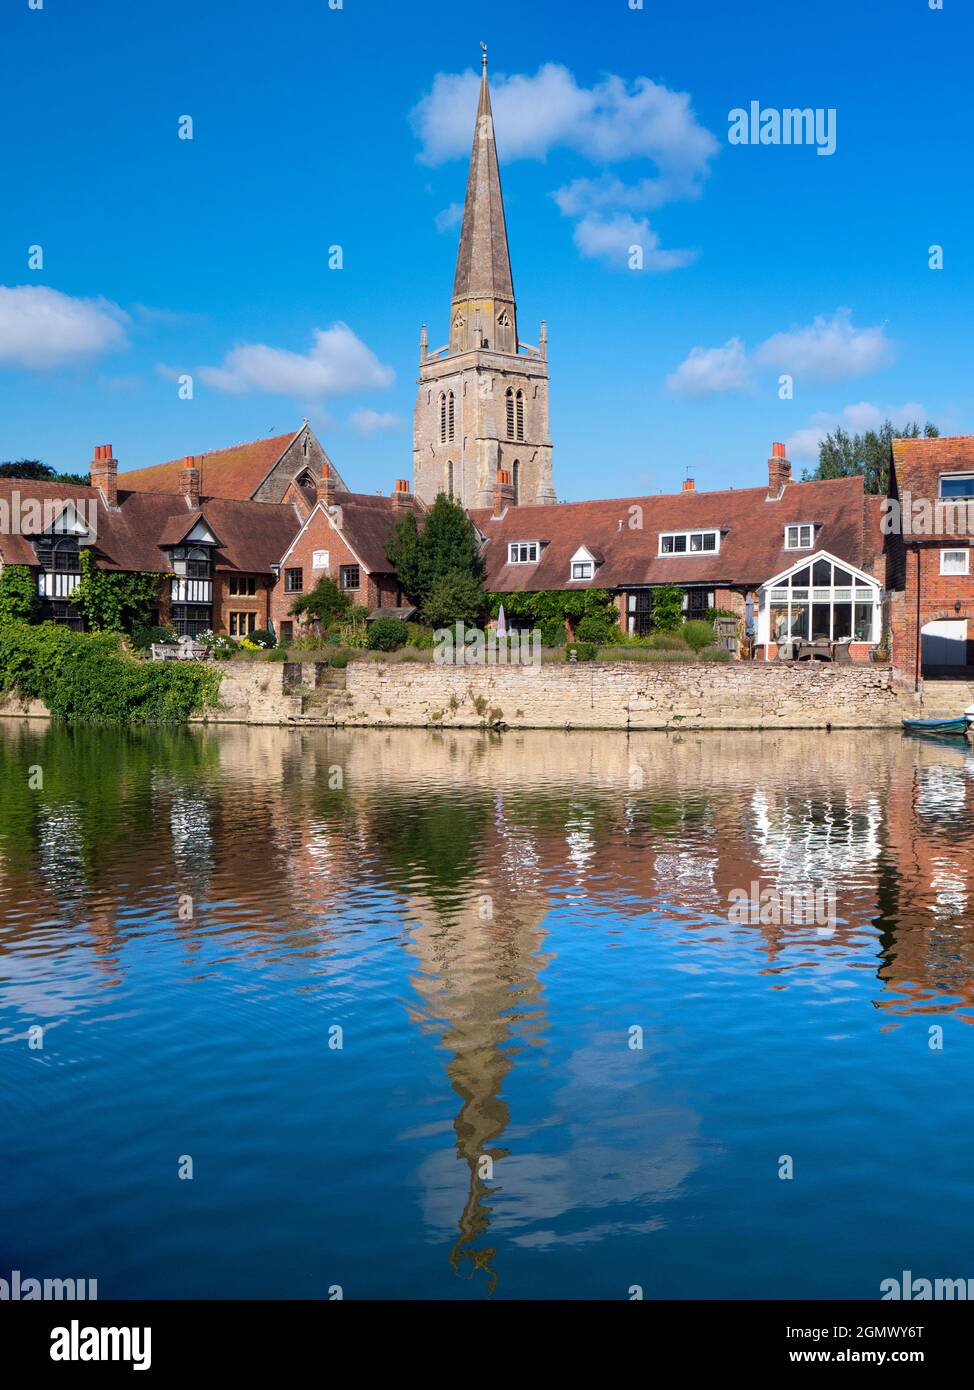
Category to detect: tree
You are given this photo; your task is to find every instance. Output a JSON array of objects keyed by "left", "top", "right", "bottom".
[
  {"left": 803, "top": 419, "right": 939, "bottom": 495},
  {"left": 387, "top": 493, "right": 485, "bottom": 623},
  {"left": 0, "top": 460, "right": 90, "bottom": 485},
  {"left": 289, "top": 575, "right": 351, "bottom": 625},
  {"left": 423, "top": 571, "right": 487, "bottom": 628}
]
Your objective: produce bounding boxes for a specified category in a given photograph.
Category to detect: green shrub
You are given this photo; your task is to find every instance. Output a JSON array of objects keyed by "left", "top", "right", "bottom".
[
  {"left": 540, "top": 617, "right": 566, "bottom": 647},
  {"left": 423, "top": 569, "right": 487, "bottom": 628},
  {"left": 406, "top": 622, "right": 435, "bottom": 649},
  {"left": 263, "top": 646, "right": 289, "bottom": 662},
  {"left": 132, "top": 624, "right": 177, "bottom": 653},
  {"left": 649, "top": 584, "right": 684, "bottom": 633},
  {"left": 698, "top": 646, "right": 732, "bottom": 661},
  {"left": 575, "top": 612, "right": 618, "bottom": 644},
  {"left": 564, "top": 641, "right": 598, "bottom": 663},
  {"left": 367, "top": 616, "right": 409, "bottom": 651},
  {"left": 682, "top": 619, "right": 715, "bottom": 651},
  {"left": 330, "top": 652, "right": 350, "bottom": 669},
  {"left": 0, "top": 623, "right": 219, "bottom": 723},
  {"left": 647, "top": 632, "right": 689, "bottom": 651},
  {"left": 249, "top": 629, "right": 276, "bottom": 649}
]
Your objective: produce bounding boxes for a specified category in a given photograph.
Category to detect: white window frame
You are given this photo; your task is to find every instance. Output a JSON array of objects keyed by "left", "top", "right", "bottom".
[
  {"left": 508, "top": 541, "right": 539, "bottom": 565},
  {"left": 658, "top": 529, "right": 720, "bottom": 556},
  {"left": 784, "top": 523, "right": 814, "bottom": 550},
  {"left": 312, "top": 549, "right": 330, "bottom": 570},
  {"left": 939, "top": 472, "right": 974, "bottom": 500},
  {"left": 572, "top": 562, "right": 594, "bottom": 581},
  {"left": 940, "top": 547, "right": 971, "bottom": 576}
]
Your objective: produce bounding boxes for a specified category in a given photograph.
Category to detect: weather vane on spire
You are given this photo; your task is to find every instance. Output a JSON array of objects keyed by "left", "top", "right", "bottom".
[{"left": 481, "top": 41, "right": 488, "bottom": 68}]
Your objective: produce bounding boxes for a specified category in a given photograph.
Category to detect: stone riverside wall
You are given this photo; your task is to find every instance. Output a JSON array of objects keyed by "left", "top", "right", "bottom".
[
  {"left": 334, "top": 661, "right": 916, "bottom": 730},
  {"left": 0, "top": 659, "right": 930, "bottom": 729}
]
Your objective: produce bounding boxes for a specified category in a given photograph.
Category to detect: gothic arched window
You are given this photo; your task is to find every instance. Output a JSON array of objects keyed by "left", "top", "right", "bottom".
[
  {"left": 506, "top": 388, "right": 515, "bottom": 439},
  {"left": 447, "top": 390, "right": 455, "bottom": 442},
  {"left": 447, "top": 461, "right": 454, "bottom": 500},
  {"left": 512, "top": 460, "right": 520, "bottom": 507},
  {"left": 515, "top": 390, "right": 525, "bottom": 441}
]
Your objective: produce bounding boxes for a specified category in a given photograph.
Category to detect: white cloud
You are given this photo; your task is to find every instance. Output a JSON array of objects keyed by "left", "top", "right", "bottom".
[
  {"left": 434, "top": 202, "right": 464, "bottom": 232},
  {"left": 413, "top": 64, "right": 716, "bottom": 272},
  {"left": 349, "top": 409, "right": 403, "bottom": 436},
  {"left": 413, "top": 64, "right": 717, "bottom": 171},
  {"left": 574, "top": 213, "right": 695, "bottom": 271},
  {"left": 198, "top": 323, "right": 394, "bottom": 398},
  {"left": 665, "top": 337, "right": 750, "bottom": 395},
  {"left": 755, "top": 309, "right": 895, "bottom": 382},
  {"left": 786, "top": 401, "right": 930, "bottom": 460},
  {"left": 667, "top": 310, "right": 898, "bottom": 396},
  {"left": 0, "top": 284, "right": 128, "bottom": 369}
]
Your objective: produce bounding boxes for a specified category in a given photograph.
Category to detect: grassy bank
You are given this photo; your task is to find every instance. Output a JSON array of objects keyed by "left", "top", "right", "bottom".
[{"left": 0, "top": 623, "right": 221, "bottom": 723}]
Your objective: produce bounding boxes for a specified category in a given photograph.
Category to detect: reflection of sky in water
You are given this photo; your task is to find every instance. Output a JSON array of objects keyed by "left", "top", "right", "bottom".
[{"left": 4, "top": 726, "right": 974, "bottom": 1300}]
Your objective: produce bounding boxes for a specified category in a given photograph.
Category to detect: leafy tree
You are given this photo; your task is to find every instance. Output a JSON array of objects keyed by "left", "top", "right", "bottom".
[
  {"left": 0, "top": 459, "right": 90, "bottom": 485},
  {"left": 803, "top": 419, "right": 939, "bottom": 495},
  {"left": 289, "top": 575, "right": 351, "bottom": 625},
  {"left": 0, "top": 565, "right": 39, "bottom": 625},
  {"left": 387, "top": 493, "right": 485, "bottom": 620},
  {"left": 423, "top": 570, "right": 487, "bottom": 628},
  {"left": 366, "top": 616, "right": 409, "bottom": 651}
]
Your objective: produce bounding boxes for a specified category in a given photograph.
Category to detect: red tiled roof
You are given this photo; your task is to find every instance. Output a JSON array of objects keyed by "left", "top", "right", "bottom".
[
  {"left": 119, "top": 431, "right": 299, "bottom": 499},
  {"left": 325, "top": 492, "right": 425, "bottom": 573},
  {"left": 0, "top": 479, "right": 300, "bottom": 576},
  {"left": 470, "top": 475, "right": 881, "bottom": 593},
  {"left": 892, "top": 435, "right": 974, "bottom": 501}
]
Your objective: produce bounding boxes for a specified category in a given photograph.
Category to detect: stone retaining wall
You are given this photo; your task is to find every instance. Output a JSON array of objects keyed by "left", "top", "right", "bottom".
[{"left": 337, "top": 660, "right": 915, "bottom": 730}]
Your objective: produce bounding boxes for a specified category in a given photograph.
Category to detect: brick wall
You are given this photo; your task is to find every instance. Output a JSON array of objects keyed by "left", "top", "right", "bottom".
[{"left": 890, "top": 543, "right": 974, "bottom": 681}]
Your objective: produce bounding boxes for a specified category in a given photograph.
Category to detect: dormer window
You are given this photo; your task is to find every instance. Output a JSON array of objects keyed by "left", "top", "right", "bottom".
[
  {"left": 785, "top": 523, "right": 814, "bottom": 550},
  {"left": 940, "top": 473, "right": 974, "bottom": 499},
  {"left": 659, "top": 529, "right": 719, "bottom": 555},
  {"left": 508, "top": 541, "right": 539, "bottom": 564},
  {"left": 569, "top": 545, "right": 599, "bottom": 582}
]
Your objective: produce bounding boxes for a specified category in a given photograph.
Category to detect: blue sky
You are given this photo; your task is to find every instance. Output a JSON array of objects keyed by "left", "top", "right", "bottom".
[{"left": 1, "top": 0, "right": 971, "bottom": 500}]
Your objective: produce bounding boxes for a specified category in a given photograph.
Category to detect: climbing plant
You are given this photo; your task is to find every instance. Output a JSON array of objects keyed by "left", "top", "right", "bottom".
[
  {"left": 74, "top": 550, "right": 163, "bottom": 634},
  {"left": 0, "top": 565, "right": 39, "bottom": 625}
]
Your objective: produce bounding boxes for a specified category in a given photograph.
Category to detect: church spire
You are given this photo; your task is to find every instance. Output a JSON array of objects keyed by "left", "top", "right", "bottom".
[{"left": 450, "top": 45, "right": 517, "bottom": 354}]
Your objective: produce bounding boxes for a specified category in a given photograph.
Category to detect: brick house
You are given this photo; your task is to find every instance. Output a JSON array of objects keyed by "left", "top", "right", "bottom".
[
  {"left": 0, "top": 444, "right": 301, "bottom": 637},
  {"left": 887, "top": 435, "right": 974, "bottom": 684},
  {"left": 472, "top": 443, "right": 886, "bottom": 658},
  {"left": 269, "top": 477, "right": 424, "bottom": 640}
]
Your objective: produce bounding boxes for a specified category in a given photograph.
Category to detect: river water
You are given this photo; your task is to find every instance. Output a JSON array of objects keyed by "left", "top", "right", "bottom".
[{"left": 1, "top": 721, "right": 972, "bottom": 1299}]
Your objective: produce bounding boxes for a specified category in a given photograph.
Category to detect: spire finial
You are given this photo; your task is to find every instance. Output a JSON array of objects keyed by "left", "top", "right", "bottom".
[{"left": 480, "top": 41, "right": 487, "bottom": 70}]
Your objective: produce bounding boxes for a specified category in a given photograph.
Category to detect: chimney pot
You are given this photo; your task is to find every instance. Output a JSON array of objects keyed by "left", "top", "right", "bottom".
[
  {"left": 767, "top": 443, "right": 792, "bottom": 497},
  {"left": 772, "top": 441, "right": 787, "bottom": 459},
  {"left": 91, "top": 442, "right": 118, "bottom": 507},
  {"left": 682, "top": 478, "right": 696, "bottom": 492}
]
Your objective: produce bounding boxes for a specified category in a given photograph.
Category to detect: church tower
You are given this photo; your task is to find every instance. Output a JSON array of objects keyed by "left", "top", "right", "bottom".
[{"left": 413, "top": 48, "right": 556, "bottom": 511}]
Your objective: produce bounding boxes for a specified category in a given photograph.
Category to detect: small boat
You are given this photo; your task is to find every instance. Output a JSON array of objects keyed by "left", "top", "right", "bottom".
[{"left": 902, "top": 714, "right": 972, "bottom": 736}]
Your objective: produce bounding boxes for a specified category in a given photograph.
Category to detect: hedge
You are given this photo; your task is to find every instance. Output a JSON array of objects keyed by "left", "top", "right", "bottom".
[{"left": 0, "top": 623, "right": 221, "bottom": 723}]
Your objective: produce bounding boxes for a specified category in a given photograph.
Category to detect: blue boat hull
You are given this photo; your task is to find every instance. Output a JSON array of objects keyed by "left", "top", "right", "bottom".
[{"left": 902, "top": 717, "right": 970, "bottom": 735}]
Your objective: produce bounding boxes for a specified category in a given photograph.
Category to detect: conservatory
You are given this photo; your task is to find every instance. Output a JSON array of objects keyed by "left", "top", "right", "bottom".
[{"left": 756, "top": 550, "right": 882, "bottom": 655}]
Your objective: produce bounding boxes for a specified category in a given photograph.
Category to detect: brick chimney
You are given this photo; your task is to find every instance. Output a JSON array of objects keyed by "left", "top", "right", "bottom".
[
  {"left": 179, "top": 456, "right": 201, "bottom": 508},
  {"left": 682, "top": 477, "right": 696, "bottom": 492},
  {"left": 768, "top": 442, "right": 792, "bottom": 498},
  {"left": 493, "top": 468, "right": 515, "bottom": 517},
  {"left": 91, "top": 443, "right": 118, "bottom": 508},
  {"left": 391, "top": 478, "right": 412, "bottom": 511}
]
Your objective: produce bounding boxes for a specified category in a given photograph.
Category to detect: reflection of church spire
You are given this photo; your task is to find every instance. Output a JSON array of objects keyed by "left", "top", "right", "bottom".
[{"left": 400, "top": 810, "right": 551, "bottom": 1295}]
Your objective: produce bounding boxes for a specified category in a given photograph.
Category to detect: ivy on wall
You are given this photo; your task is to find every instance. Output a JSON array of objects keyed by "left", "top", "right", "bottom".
[
  {"left": 0, "top": 565, "right": 40, "bottom": 625},
  {"left": 74, "top": 550, "right": 163, "bottom": 634}
]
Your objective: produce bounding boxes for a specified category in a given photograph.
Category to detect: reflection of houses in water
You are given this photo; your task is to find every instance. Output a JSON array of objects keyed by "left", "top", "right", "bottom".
[
  {"left": 36, "top": 802, "right": 87, "bottom": 907},
  {"left": 749, "top": 787, "right": 883, "bottom": 890}
]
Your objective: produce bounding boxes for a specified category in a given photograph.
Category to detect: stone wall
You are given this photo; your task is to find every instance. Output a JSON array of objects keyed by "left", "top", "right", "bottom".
[{"left": 337, "top": 660, "right": 915, "bottom": 730}]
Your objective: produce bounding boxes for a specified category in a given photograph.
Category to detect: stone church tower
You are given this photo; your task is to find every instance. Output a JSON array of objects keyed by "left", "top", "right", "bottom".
[{"left": 413, "top": 50, "right": 556, "bottom": 511}]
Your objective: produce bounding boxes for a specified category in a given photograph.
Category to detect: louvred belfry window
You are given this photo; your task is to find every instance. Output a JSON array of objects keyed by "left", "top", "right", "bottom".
[
  {"left": 506, "top": 388, "right": 515, "bottom": 439},
  {"left": 515, "top": 390, "right": 524, "bottom": 441}
]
